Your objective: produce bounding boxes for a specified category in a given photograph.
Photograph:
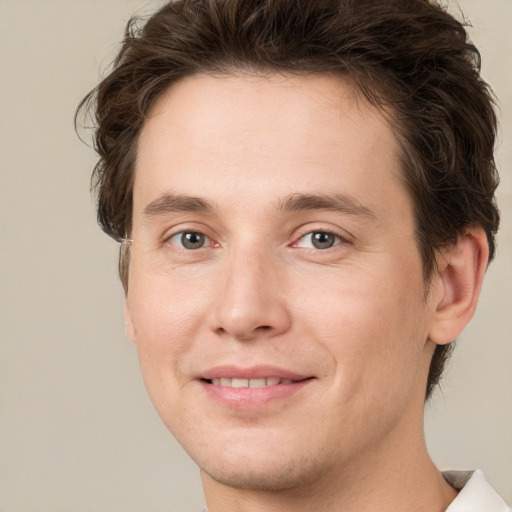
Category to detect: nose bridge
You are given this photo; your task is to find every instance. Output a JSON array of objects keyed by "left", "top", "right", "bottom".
[{"left": 211, "top": 239, "right": 290, "bottom": 340}]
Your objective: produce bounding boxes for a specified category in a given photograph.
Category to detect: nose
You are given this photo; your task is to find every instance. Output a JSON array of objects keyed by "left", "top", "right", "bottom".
[{"left": 208, "top": 246, "right": 292, "bottom": 341}]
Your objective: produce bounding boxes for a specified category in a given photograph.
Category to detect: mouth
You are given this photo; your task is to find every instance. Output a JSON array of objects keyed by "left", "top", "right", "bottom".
[
  {"left": 204, "top": 377, "right": 297, "bottom": 388},
  {"left": 199, "top": 366, "right": 315, "bottom": 409}
]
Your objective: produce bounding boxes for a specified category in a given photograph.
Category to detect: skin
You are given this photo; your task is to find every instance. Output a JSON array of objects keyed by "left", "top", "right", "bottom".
[{"left": 124, "top": 72, "right": 487, "bottom": 511}]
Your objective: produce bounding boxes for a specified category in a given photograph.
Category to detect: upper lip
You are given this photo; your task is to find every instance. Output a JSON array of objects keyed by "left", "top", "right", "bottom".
[{"left": 200, "top": 365, "right": 311, "bottom": 381}]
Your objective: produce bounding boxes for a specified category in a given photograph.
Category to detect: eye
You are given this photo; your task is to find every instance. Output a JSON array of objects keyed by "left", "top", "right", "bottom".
[
  {"left": 294, "top": 231, "right": 343, "bottom": 250},
  {"left": 168, "top": 231, "right": 213, "bottom": 250}
]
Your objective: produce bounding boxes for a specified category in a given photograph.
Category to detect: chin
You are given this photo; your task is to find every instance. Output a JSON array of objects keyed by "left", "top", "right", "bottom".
[
  {"left": 204, "top": 460, "right": 321, "bottom": 491},
  {"left": 194, "top": 444, "right": 329, "bottom": 492}
]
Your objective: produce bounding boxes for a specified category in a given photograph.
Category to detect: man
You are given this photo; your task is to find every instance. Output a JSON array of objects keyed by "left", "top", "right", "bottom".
[{"left": 79, "top": 0, "right": 510, "bottom": 510}]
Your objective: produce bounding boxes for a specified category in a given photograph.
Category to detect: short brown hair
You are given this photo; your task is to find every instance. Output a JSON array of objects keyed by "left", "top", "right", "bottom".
[{"left": 78, "top": 0, "right": 499, "bottom": 399}]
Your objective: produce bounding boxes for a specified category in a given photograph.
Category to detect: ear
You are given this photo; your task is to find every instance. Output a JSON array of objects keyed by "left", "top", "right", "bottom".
[
  {"left": 124, "top": 299, "right": 136, "bottom": 343},
  {"left": 428, "top": 227, "right": 489, "bottom": 345}
]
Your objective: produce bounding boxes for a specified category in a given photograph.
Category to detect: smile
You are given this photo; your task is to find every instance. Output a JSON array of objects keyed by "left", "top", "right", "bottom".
[
  {"left": 208, "top": 377, "right": 295, "bottom": 387},
  {"left": 199, "top": 367, "right": 314, "bottom": 409}
]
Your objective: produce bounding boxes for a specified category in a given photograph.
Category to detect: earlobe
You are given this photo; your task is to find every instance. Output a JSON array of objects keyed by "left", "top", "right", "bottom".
[
  {"left": 124, "top": 299, "right": 136, "bottom": 343},
  {"left": 428, "top": 228, "right": 489, "bottom": 345}
]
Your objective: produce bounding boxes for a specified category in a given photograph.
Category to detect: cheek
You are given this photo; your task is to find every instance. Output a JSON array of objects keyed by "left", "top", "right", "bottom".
[
  {"left": 125, "top": 274, "right": 206, "bottom": 429},
  {"left": 294, "top": 261, "right": 428, "bottom": 391},
  {"left": 126, "top": 270, "right": 208, "bottom": 382},
  {"left": 128, "top": 263, "right": 206, "bottom": 332}
]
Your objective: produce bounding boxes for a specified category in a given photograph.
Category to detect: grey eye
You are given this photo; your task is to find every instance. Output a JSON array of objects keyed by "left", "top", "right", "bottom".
[
  {"left": 169, "top": 231, "right": 209, "bottom": 249},
  {"left": 311, "top": 232, "right": 337, "bottom": 249},
  {"left": 295, "top": 231, "right": 341, "bottom": 249}
]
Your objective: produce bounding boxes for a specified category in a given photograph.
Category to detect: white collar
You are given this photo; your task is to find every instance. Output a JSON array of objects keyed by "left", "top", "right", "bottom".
[{"left": 443, "top": 469, "right": 511, "bottom": 511}]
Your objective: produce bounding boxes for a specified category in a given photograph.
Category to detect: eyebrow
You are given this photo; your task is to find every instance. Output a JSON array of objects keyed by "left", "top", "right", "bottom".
[
  {"left": 276, "top": 193, "right": 376, "bottom": 218},
  {"left": 143, "top": 193, "right": 215, "bottom": 217},
  {"left": 141, "top": 191, "right": 376, "bottom": 220}
]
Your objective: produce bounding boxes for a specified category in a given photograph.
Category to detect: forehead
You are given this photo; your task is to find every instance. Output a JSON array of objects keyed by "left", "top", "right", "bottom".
[{"left": 134, "top": 72, "right": 407, "bottom": 222}]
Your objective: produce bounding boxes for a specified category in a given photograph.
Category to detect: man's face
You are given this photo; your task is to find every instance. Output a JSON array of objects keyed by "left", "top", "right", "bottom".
[{"left": 125, "top": 73, "right": 439, "bottom": 490}]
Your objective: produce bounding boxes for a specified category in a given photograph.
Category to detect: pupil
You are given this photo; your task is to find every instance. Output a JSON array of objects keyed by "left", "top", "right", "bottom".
[
  {"left": 182, "top": 232, "right": 205, "bottom": 249},
  {"left": 312, "top": 232, "right": 335, "bottom": 249}
]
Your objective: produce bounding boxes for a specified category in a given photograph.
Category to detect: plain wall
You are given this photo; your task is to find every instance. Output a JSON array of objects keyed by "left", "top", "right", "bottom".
[{"left": 0, "top": 1, "right": 510, "bottom": 511}]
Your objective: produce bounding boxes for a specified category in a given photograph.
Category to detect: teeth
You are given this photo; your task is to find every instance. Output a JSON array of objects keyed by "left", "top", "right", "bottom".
[
  {"left": 210, "top": 377, "right": 292, "bottom": 387},
  {"left": 231, "top": 378, "right": 249, "bottom": 388},
  {"left": 249, "top": 378, "right": 266, "bottom": 388}
]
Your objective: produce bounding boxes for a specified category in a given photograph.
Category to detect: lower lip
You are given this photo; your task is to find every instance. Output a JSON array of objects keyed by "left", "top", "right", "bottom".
[{"left": 199, "top": 379, "right": 313, "bottom": 409}]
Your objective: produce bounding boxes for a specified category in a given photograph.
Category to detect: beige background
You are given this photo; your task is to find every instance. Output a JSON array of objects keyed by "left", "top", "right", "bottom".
[{"left": 0, "top": 0, "right": 510, "bottom": 510}]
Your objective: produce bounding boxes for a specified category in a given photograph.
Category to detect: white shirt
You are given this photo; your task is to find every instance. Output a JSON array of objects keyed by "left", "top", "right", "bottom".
[{"left": 444, "top": 470, "right": 511, "bottom": 511}]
